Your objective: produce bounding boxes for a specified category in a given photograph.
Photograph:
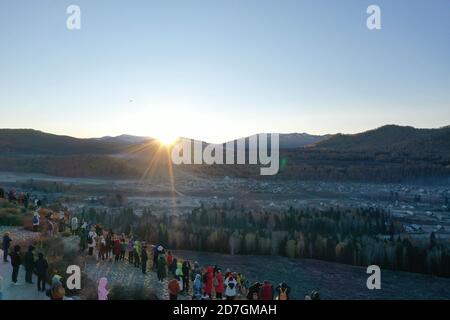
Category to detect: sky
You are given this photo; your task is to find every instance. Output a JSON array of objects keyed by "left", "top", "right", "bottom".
[{"left": 0, "top": 0, "right": 449, "bottom": 143}]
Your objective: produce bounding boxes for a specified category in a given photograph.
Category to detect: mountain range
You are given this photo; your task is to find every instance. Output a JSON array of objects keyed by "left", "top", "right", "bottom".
[{"left": 0, "top": 125, "right": 449, "bottom": 182}]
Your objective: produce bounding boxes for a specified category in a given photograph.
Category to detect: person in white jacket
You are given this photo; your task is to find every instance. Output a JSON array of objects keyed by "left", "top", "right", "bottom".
[
  {"left": 87, "top": 230, "right": 97, "bottom": 256},
  {"left": 224, "top": 275, "right": 238, "bottom": 300}
]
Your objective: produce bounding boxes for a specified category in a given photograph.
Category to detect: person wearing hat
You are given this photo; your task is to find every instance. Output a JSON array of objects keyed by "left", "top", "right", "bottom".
[{"left": 50, "top": 274, "right": 65, "bottom": 300}]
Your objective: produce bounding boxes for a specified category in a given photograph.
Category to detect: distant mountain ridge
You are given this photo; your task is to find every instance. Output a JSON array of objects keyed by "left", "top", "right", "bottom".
[
  {"left": 0, "top": 129, "right": 136, "bottom": 155},
  {"left": 0, "top": 129, "right": 331, "bottom": 155},
  {"left": 313, "top": 125, "right": 450, "bottom": 159},
  {"left": 1, "top": 125, "right": 449, "bottom": 182}
]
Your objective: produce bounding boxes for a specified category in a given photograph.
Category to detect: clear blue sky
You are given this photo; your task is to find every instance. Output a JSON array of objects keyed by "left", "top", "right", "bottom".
[{"left": 1, "top": 0, "right": 449, "bottom": 143}]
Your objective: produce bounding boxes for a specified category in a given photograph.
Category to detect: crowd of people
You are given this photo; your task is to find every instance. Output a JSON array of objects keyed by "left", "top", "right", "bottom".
[
  {"left": 1, "top": 187, "right": 321, "bottom": 301},
  {"left": 74, "top": 219, "right": 297, "bottom": 300},
  {"left": 1, "top": 232, "right": 68, "bottom": 300}
]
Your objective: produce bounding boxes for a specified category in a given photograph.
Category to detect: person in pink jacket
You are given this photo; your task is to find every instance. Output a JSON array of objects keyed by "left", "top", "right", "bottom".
[{"left": 98, "top": 277, "right": 109, "bottom": 300}]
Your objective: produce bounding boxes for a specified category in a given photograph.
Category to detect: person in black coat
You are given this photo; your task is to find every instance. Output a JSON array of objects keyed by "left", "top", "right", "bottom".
[
  {"left": 35, "top": 253, "right": 49, "bottom": 291},
  {"left": 10, "top": 245, "right": 21, "bottom": 284},
  {"left": 24, "top": 245, "right": 35, "bottom": 284},
  {"left": 2, "top": 232, "right": 12, "bottom": 262},
  {"left": 141, "top": 246, "right": 148, "bottom": 274},
  {"left": 247, "top": 282, "right": 262, "bottom": 300}
]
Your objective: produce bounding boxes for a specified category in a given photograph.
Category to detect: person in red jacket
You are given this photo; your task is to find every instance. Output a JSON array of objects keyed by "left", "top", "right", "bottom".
[
  {"left": 167, "top": 251, "right": 174, "bottom": 268},
  {"left": 214, "top": 269, "right": 224, "bottom": 300},
  {"left": 204, "top": 266, "right": 214, "bottom": 297},
  {"left": 260, "top": 280, "right": 273, "bottom": 300},
  {"left": 113, "top": 236, "right": 121, "bottom": 262},
  {"left": 168, "top": 276, "right": 181, "bottom": 300}
]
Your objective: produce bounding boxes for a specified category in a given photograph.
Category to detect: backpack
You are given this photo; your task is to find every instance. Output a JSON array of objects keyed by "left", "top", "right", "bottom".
[
  {"left": 32, "top": 215, "right": 39, "bottom": 224},
  {"left": 227, "top": 281, "right": 235, "bottom": 290},
  {"left": 278, "top": 288, "right": 288, "bottom": 300}
]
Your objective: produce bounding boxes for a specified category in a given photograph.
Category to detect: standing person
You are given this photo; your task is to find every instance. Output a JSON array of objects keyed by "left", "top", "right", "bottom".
[
  {"left": 204, "top": 266, "right": 214, "bottom": 298},
  {"left": 120, "top": 238, "right": 127, "bottom": 261},
  {"left": 79, "top": 223, "right": 87, "bottom": 252},
  {"left": 192, "top": 274, "right": 202, "bottom": 300},
  {"left": 214, "top": 269, "right": 224, "bottom": 300},
  {"left": 105, "top": 230, "right": 113, "bottom": 261},
  {"left": 167, "top": 251, "right": 174, "bottom": 271},
  {"left": 169, "top": 257, "right": 177, "bottom": 276},
  {"left": 152, "top": 245, "right": 159, "bottom": 270},
  {"left": 87, "top": 229, "right": 96, "bottom": 256},
  {"left": 10, "top": 245, "right": 21, "bottom": 285},
  {"left": 175, "top": 262, "right": 184, "bottom": 293},
  {"left": 127, "top": 238, "right": 134, "bottom": 264},
  {"left": 224, "top": 274, "right": 238, "bottom": 300},
  {"left": 32, "top": 212, "right": 40, "bottom": 232},
  {"left": 239, "top": 273, "right": 249, "bottom": 297},
  {"left": 35, "top": 253, "right": 49, "bottom": 292},
  {"left": 141, "top": 245, "right": 148, "bottom": 274},
  {"left": 113, "top": 236, "right": 121, "bottom": 262},
  {"left": 98, "top": 235, "right": 106, "bottom": 261},
  {"left": 24, "top": 193, "right": 29, "bottom": 209},
  {"left": 247, "top": 282, "right": 262, "bottom": 300},
  {"left": 24, "top": 245, "right": 35, "bottom": 284},
  {"left": 191, "top": 261, "right": 201, "bottom": 282},
  {"left": 98, "top": 277, "right": 110, "bottom": 300},
  {"left": 2, "top": 232, "right": 12, "bottom": 262},
  {"left": 182, "top": 261, "right": 191, "bottom": 294},
  {"left": 157, "top": 254, "right": 167, "bottom": 282},
  {"left": 133, "top": 241, "right": 141, "bottom": 268},
  {"left": 71, "top": 216, "right": 78, "bottom": 235},
  {"left": 168, "top": 276, "right": 181, "bottom": 300},
  {"left": 47, "top": 219, "right": 54, "bottom": 237},
  {"left": 275, "top": 282, "right": 290, "bottom": 300},
  {"left": 260, "top": 280, "right": 273, "bottom": 300},
  {"left": 50, "top": 275, "right": 65, "bottom": 300}
]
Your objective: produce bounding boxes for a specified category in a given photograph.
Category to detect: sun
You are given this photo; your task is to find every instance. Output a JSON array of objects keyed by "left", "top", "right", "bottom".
[{"left": 156, "top": 133, "right": 179, "bottom": 146}]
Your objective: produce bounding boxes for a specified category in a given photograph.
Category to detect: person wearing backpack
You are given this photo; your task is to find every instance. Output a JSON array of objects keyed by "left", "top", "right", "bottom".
[
  {"left": 214, "top": 269, "right": 224, "bottom": 300},
  {"left": 260, "top": 280, "right": 273, "bottom": 300},
  {"left": 224, "top": 275, "right": 237, "bottom": 300},
  {"left": 275, "top": 282, "right": 290, "bottom": 300},
  {"left": 32, "top": 212, "right": 40, "bottom": 232}
]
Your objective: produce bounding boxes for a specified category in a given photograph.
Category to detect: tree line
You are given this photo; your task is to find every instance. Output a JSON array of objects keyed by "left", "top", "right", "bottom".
[{"left": 78, "top": 203, "right": 450, "bottom": 278}]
